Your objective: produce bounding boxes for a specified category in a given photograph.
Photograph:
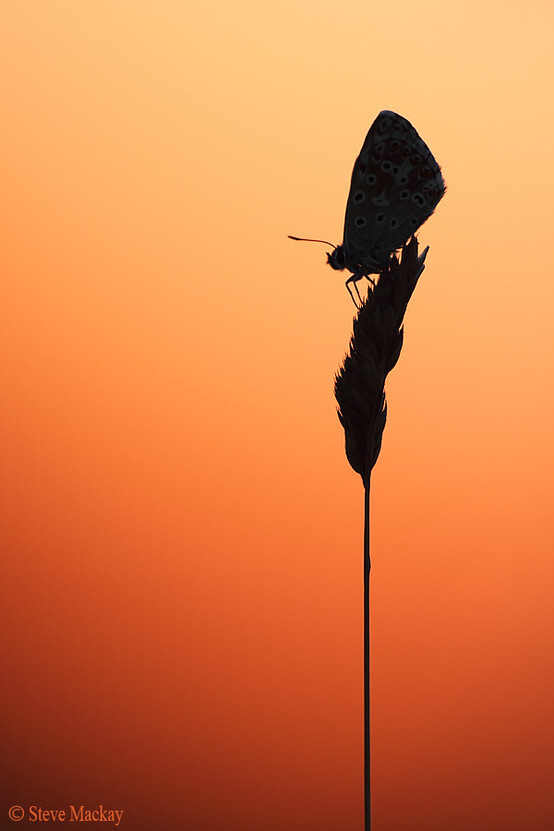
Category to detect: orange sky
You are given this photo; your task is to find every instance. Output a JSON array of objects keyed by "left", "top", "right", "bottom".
[{"left": 2, "top": 2, "right": 554, "bottom": 830}]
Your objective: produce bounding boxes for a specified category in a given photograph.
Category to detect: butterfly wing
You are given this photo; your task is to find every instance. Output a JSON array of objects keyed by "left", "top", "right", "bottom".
[{"left": 342, "top": 110, "right": 445, "bottom": 273}]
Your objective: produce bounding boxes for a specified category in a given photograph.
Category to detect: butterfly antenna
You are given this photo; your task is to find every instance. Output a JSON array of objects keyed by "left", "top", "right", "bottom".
[{"left": 288, "top": 235, "right": 336, "bottom": 250}]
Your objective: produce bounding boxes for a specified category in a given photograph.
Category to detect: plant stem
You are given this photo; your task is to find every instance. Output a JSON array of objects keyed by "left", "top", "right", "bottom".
[{"left": 364, "top": 476, "right": 371, "bottom": 831}]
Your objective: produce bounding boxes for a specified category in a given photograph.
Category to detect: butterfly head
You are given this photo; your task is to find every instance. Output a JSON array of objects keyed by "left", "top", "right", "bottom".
[{"left": 327, "top": 246, "right": 347, "bottom": 271}]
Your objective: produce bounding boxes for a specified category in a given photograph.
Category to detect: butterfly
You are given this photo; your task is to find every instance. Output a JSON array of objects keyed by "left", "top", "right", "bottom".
[{"left": 290, "top": 110, "right": 445, "bottom": 305}]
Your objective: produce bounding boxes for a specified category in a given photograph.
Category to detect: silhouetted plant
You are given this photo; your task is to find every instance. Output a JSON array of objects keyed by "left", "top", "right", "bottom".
[{"left": 334, "top": 236, "right": 429, "bottom": 831}]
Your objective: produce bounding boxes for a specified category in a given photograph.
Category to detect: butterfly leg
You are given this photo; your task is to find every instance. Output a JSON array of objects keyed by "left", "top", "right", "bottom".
[{"left": 345, "top": 275, "right": 363, "bottom": 307}]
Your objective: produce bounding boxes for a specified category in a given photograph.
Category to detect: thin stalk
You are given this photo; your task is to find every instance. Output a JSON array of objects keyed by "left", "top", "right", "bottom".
[{"left": 364, "top": 477, "right": 371, "bottom": 831}]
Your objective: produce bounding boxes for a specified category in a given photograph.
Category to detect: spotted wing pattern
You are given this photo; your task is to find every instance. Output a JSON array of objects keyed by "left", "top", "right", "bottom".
[{"left": 342, "top": 110, "right": 445, "bottom": 274}]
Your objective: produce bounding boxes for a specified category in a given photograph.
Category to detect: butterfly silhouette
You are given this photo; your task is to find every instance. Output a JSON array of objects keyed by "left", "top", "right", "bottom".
[{"left": 290, "top": 110, "right": 445, "bottom": 304}]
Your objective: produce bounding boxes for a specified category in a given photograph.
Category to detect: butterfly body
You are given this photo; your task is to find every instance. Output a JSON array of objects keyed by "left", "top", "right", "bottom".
[{"left": 328, "top": 110, "right": 445, "bottom": 301}]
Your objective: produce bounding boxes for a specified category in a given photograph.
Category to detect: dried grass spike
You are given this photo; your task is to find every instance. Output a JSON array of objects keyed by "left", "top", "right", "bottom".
[{"left": 335, "top": 237, "right": 428, "bottom": 483}]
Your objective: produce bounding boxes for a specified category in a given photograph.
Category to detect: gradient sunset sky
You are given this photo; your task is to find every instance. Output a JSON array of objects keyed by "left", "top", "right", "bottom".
[{"left": 3, "top": 2, "right": 554, "bottom": 830}]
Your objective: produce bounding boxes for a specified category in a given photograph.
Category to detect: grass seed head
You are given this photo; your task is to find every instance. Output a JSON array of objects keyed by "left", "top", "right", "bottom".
[{"left": 334, "top": 237, "right": 429, "bottom": 485}]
